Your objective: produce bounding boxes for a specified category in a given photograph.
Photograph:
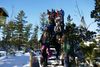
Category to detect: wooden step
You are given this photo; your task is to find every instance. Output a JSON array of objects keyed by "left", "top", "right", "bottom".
[{"left": 46, "top": 47, "right": 64, "bottom": 67}]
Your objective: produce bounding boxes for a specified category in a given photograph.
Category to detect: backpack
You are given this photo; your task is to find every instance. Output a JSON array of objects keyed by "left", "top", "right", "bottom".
[{"left": 64, "top": 41, "right": 71, "bottom": 54}]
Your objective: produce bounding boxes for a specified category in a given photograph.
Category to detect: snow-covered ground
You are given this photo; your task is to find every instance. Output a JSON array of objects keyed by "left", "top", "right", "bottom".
[
  {"left": 0, "top": 50, "right": 64, "bottom": 67},
  {"left": 0, "top": 51, "right": 30, "bottom": 67}
]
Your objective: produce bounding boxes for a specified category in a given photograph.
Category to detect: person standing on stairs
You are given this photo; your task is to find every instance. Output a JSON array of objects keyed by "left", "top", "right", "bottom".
[{"left": 39, "top": 31, "right": 51, "bottom": 67}]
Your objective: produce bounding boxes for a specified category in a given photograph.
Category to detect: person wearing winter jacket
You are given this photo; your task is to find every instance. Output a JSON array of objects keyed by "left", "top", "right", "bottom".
[{"left": 39, "top": 31, "right": 51, "bottom": 67}]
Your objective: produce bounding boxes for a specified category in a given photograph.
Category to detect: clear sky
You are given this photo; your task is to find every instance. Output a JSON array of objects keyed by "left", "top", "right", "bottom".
[{"left": 0, "top": 0, "right": 97, "bottom": 32}]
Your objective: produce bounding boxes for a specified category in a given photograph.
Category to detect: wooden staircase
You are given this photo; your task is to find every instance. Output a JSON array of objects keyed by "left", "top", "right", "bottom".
[{"left": 47, "top": 47, "right": 64, "bottom": 67}]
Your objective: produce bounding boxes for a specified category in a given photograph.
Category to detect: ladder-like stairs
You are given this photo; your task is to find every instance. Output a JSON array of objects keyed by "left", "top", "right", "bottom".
[{"left": 47, "top": 47, "right": 64, "bottom": 67}]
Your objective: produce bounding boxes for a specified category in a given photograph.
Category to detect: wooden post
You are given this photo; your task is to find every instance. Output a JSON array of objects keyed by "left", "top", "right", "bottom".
[{"left": 30, "top": 51, "right": 33, "bottom": 67}]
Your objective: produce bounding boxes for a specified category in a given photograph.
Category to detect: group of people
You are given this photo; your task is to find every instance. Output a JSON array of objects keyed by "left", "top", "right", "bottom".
[
  {"left": 39, "top": 9, "right": 83, "bottom": 67},
  {"left": 45, "top": 9, "right": 64, "bottom": 37},
  {"left": 39, "top": 9, "right": 65, "bottom": 67}
]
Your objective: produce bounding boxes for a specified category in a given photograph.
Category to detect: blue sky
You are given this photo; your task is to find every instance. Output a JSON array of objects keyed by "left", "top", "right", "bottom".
[{"left": 0, "top": 0, "right": 97, "bottom": 32}]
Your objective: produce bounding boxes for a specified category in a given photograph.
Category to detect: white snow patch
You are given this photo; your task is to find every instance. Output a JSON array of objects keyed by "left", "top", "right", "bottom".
[{"left": 0, "top": 51, "right": 30, "bottom": 67}]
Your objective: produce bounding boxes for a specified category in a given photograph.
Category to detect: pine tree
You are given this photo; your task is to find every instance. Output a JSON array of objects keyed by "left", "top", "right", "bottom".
[
  {"left": 91, "top": 0, "right": 100, "bottom": 32},
  {"left": 29, "top": 25, "right": 39, "bottom": 50},
  {"left": 40, "top": 12, "right": 48, "bottom": 32},
  {"left": 14, "top": 10, "right": 28, "bottom": 50},
  {"left": 1, "top": 20, "right": 16, "bottom": 54}
]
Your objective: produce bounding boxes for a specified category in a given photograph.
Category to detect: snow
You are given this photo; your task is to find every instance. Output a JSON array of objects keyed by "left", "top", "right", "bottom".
[
  {"left": 0, "top": 51, "right": 30, "bottom": 67},
  {"left": 0, "top": 50, "right": 65, "bottom": 67},
  {"left": 0, "top": 51, "right": 6, "bottom": 60}
]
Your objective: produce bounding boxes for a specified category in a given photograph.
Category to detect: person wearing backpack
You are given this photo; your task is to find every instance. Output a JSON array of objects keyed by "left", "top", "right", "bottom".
[{"left": 61, "top": 33, "right": 71, "bottom": 67}]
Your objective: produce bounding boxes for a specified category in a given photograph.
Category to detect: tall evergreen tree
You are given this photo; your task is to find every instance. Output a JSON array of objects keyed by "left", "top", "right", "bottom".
[
  {"left": 1, "top": 20, "right": 16, "bottom": 53},
  {"left": 91, "top": 0, "right": 100, "bottom": 32},
  {"left": 0, "top": 10, "right": 34, "bottom": 52},
  {"left": 65, "top": 15, "right": 96, "bottom": 64},
  {"left": 29, "top": 25, "right": 39, "bottom": 50},
  {"left": 40, "top": 12, "right": 48, "bottom": 32},
  {"left": 14, "top": 10, "right": 28, "bottom": 50},
  {"left": 24, "top": 24, "right": 32, "bottom": 42}
]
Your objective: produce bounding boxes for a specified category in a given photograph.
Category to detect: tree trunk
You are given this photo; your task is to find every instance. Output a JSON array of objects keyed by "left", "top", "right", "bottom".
[
  {"left": 89, "top": 59, "right": 93, "bottom": 67},
  {"left": 30, "top": 52, "right": 33, "bottom": 67}
]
